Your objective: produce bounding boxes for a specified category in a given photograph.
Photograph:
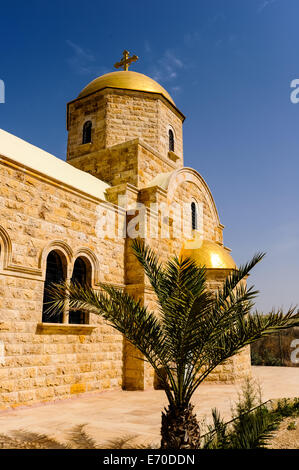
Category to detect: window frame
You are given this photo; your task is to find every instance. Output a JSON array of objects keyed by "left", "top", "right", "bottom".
[
  {"left": 191, "top": 201, "right": 198, "bottom": 231},
  {"left": 168, "top": 128, "right": 175, "bottom": 152},
  {"left": 69, "top": 256, "right": 92, "bottom": 325},
  {"left": 42, "top": 250, "right": 66, "bottom": 323},
  {"left": 82, "top": 120, "right": 92, "bottom": 144}
]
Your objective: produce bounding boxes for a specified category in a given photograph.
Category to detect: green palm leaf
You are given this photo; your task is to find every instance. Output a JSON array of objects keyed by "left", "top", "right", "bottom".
[{"left": 46, "top": 239, "right": 299, "bottom": 448}]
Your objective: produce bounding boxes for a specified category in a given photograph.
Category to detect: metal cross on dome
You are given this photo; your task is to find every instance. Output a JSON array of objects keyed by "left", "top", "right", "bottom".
[{"left": 114, "top": 50, "right": 139, "bottom": 71}]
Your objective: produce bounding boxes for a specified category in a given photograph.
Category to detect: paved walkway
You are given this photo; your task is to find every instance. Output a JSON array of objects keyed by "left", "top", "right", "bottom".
[{"left": 0, "top": 367, "right": 298, "bottom": 448}]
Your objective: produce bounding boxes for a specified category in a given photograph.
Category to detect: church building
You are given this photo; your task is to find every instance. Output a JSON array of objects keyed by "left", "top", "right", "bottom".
[{"left": 0, "top": 51, "right": 251, "bottom": 409}]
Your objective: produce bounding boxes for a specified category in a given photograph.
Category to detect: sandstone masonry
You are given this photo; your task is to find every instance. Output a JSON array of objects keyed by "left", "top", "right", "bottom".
[{"left": 0, "top": 72, "right": 251, "bottom": 410}]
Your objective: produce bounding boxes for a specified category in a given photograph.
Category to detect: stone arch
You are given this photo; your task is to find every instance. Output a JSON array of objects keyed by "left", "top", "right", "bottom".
[
  {"left": 69, "top": 255, "right": 93, "bottom": 325},
  {"left": 42, "top": 249, "right": 68, "bottom": 323},
  {"left": 0, "top": 226, "right": 12, "bottom": 269},
  {"left": 72, "top": 247, "right": 100, "bottom": 287},
  {"left": 166, "top": 167, "right": 220, "bottom": 226},
  {"left": 82, "top": 120, "right": 92, "bottom": 144},
  {"left": 39, "top": 240, "right": 73, "bottom": 280},
  {"left": 167, "top": 123, "right": 176, "bottom": 138}
]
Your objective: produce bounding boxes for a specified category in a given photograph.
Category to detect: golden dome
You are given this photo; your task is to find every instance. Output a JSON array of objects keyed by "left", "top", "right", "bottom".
[
  {"left": 181, "top": 239, "right": 237, "bottom": 270},
  {"left": 78, "top": 71, "right": 175, "bottom": 104}
]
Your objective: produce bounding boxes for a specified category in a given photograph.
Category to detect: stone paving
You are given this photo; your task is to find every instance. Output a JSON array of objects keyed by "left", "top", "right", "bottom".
[{"left": 0, "top": 367, "right": 298, "bottom": 448}]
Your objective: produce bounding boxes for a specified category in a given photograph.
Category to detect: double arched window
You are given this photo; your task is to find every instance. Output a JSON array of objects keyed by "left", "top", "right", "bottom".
[
  {"left": 42, "top": 251, "right": 92, "bottom": 325},
  {"left": 168, "top": 129, "right": 174, "bottom": 152},
  {"left": 191, "top": 202, "right": 198, "bottom": 231},
  {"left": 82, "top": 120, "right": 92, "bottom": 144}
]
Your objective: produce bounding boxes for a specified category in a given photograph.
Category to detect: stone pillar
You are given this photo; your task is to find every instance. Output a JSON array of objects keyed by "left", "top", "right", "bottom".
[
  {"left": 204, "top": 269, "right": 252, "bottom": 383},
  {"left": 122, "top": 339, "right": 145, "bottom": 390}
]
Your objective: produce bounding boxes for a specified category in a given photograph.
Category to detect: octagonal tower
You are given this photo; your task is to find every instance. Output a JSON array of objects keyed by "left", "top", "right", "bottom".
[{"left": 66, "top": 69, "right": 185, "bottom": 189}]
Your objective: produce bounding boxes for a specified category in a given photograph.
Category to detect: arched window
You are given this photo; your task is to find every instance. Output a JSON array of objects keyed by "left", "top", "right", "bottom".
[
  {"left": 169, "top": 129, "right": 174, "bottom": 152},
  {"left": 69, "top": 257, "right": 91, "bottom": 324},
  {"left": 191, "top": 202, "right": 197, "bottom": 231},
  {"left": 82, "top": 120, "right": 92, "bottom": 144},
  {"left": 42, "top": 251, "right": 65, "bottom": 323}
]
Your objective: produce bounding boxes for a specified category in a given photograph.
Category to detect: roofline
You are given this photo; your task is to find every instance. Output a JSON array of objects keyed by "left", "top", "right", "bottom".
[
  {"left": 66, "top": 86, "right": 186, "bottom": 130},
  {"left": 0, "top": 154, "right": 109, "bottom": 206}
]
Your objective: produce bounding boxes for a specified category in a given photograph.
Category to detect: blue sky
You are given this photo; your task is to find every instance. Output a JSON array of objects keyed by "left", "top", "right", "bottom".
[{"left": 0, "top": 0, "right": 298, "bottom": 312}]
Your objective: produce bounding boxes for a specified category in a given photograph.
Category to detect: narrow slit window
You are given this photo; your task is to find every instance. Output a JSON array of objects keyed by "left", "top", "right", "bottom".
[
  {"left": 191, "top": 202, "right": 197, "bottom": 231},
  {"left": 169, "top": 129, "right": 174, "bottom": 152},
  {"left": 82, "top": 120, "right": 92, "bottom": 144}
]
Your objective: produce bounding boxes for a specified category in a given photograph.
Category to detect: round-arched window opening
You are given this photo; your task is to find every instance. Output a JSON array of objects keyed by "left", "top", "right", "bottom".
[
  {"left": 82, "top": 120, "right": 92, "bottom": 144},
  {"left": 69, "top": 257, "right": 92, "bottom": 324},
  {"left": 42, "top": 250, "right": 65, "bottom": 323},
  {"left": 191, "top": 202, "right": 198, "bottom": 231},
  {"left": 169, "top": 129, "right": 174, "bottom": 152}
]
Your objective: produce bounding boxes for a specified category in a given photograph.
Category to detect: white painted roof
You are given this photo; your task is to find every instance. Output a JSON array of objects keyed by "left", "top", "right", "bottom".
[{"left": 0, "top": 129, "right": 109, "bottom": 201}]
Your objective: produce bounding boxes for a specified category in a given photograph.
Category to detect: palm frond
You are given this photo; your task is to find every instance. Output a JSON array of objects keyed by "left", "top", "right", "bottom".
[
  {"left": 218, "top": 252, "right": 265, "bottom": 302},
  {"left": 187, "top": 306, "right": 299, "bottom": 399},
  {"left": 46, "top": 241, "right": 299, "bottom": 413},
  {"left": 45, "top": 280, "right": 178, "bottom": 404}
]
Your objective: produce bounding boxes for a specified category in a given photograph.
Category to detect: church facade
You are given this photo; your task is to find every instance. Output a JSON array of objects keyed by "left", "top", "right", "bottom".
[{"left": 0, "top": 56, "right": 251, "bottom": 410}]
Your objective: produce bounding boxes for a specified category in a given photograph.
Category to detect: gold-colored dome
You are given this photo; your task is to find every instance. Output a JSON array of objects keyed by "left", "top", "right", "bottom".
[
  {"left": 181, "top": 239, "right": 237, "bottom": 270},
  {"left": 78, "top": 71, "right": 175, "bottom": 104}
]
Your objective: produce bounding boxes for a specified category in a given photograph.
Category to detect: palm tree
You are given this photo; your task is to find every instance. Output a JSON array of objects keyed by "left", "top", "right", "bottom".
[{"left": 46, "top": 239, "right": 299, "bottom": 449}]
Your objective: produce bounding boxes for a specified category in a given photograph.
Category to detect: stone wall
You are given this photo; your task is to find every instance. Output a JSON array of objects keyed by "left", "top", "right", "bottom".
[
  {"left": 0, "top": 80, "right": 252, "bottom": 410},
  {"left": 120, "top": 178, "right": 251, "bottom": 387},
  {"left": 67, "top": 92, "right": 106, "bottom": 160},
  {"left": 0, "top": 159, "right": 124, "bottom": 410},
  {"left": 68, "top": 139, "right": 179, "bottom": 190},
  {"left": 67, "top": 89, "right": 184, "bottom": 163}
]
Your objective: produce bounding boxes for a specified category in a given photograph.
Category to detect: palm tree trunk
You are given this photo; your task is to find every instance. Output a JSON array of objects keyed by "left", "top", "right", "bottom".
[{"left": 160, "top": 403, "right": 201, "bottom": 449}]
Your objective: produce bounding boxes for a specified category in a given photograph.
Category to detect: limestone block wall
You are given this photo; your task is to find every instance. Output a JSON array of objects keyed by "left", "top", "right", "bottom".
[
  {"left": 0, "top": 140, "right": 251, "bottom": 409},
  {"left": 0, "top": 160, "right": 125, "bottom": 410},
  {"left": 203, "top": 273, "right": 252, "bottom": 383},
  {"left": 67, "top": 92, "right": 106, "bottom": 160},
  {"left": 124, "top": 279, "right": 251, "bottom": 388},
  {"left": 105, "top": 92, "right": 159, "bottom": 153},
  {"left": 68, "top": 139, "right": 179, "bottom": 190},
  {"left": 69, "top": 141, "right": 140, "bottom": 188},
  {"left": 67, "top": 89, "right": 184, "bottom": 163},
  {"left": 0, "top": 276, "right": 123, "bottom": 408},
  {"left": 139, "top": 178, "right": 223, "bottom": 256},
  {"left": 105, "top": 91, "right": 184, "bottom": 160},
  {"left": 137, "top": 142, "right": 179, "bottom": 188},
  {"left": 145, "top": 276, "right": 251, "bottom": 386},
  {"left": 157, "top": 99, "right": 183, "bottom": 160},
  {"left": 204, "top": 348, "right": 252, "bottom": 384},
  {"left": 172, "top": 180, "right": 220, "bottom": 245},
  {"left": 122, "top": 179, "right": 251, "bottom": 388}
]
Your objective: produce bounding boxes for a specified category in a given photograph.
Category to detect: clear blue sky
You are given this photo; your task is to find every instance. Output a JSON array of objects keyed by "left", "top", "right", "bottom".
[{"left": 0, "top": 0, "right": 298, "bottom": 312}]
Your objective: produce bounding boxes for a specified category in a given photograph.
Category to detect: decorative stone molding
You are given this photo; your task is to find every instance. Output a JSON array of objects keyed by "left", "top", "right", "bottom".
[
  {"left": 73, "top": 247, "right": 100, "bottom": 286},
  {"left": 0, "top": 225, "right": 42, "bottom": 278},
  {"left": 0, "top": 156, "right": 109, "bottom": 205},
  {"left": 4, "top": 264, "right": 43, "bottom": 277},
  {"left": 168, "top": 150, "right": 180, "bottom": 163},
  {"left": 39, "top": 240, "right": 73, "bottom": 279},
  {"left": 0, "top": 225, "right": 12, "bottom": 269},
  {"left": 36, "top": 323, "right": 97, "bottom": 335},
  {"left": 166, "top": 167, "right": 221, "bottom": 226}
]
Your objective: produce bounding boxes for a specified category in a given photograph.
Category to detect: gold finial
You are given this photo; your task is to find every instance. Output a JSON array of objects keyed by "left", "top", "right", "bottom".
[{"left": 114, "top": 50, "right": 139, "bottom": 71}]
